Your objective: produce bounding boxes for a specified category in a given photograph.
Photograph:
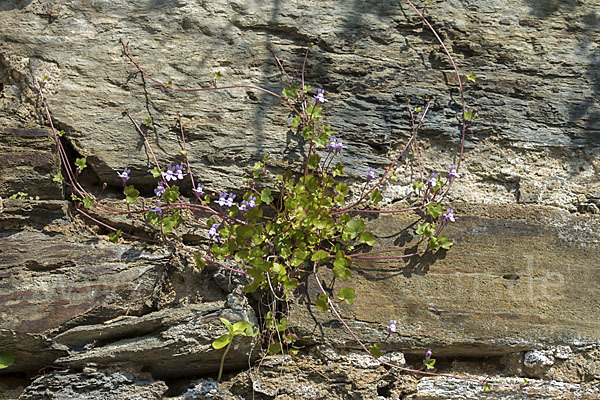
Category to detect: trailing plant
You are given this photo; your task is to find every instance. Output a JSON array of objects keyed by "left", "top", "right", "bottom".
[{"left": 22, "top": 0, "right": 532, "bottom": 393}]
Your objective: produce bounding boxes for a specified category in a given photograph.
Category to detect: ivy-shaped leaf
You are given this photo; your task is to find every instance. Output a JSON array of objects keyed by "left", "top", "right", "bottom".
[
  {"left": 75, "top": 157, "right": 87, "bottom": 171},
  {"left": 358, "top": 231, "right": 376, "bottom": 246},
  {"left": 261, "top": 189, "right": 273, "bottom": 204},
  {"left": 316, "top": 294, "right": 329, "bottom": 312},
  {"left": 83, "top": 196, "right": 94, "bottom": 208},
  {"left": 338, "top": 288, "right": 356, "bottom": 305},
  {"left": 124, "top": 185, "right": 139, "bottom": 203},
  {"left": 370, "top": 189, "right": 383, "bottom": 204},
  {"left": 369, "top": 343, "right": 383, "bottom": 358}
]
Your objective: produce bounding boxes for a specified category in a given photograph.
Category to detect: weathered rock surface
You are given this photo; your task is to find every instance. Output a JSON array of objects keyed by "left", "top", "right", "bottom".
[
  {"left": 0, "top": 0, "right": 598, "bottom": 211},
  {"left": 293, "top": 204, "right": 600, "bottom": 357},
  {"left": 19, "top": 370, "right": 167, "bottom": 400},
  {"left": 0, "top": 0, "right": 599, "bottom": 399}
]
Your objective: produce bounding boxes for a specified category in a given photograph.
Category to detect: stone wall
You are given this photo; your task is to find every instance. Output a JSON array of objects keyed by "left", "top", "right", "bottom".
[{"left": 1, "top": 0, "right": 599, "bottom": 398}]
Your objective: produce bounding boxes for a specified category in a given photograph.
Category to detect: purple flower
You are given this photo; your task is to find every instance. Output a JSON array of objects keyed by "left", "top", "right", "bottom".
[
  {"left": 174, "top": 164, "right": 186, "bottom": 180},
  {"left": 162, "top": 164, "right": 186, "bottom": 182},
  {"left": 443, "top": 208, "right": 456, "bottom": 223},
  {"left": 208, "top": 223, "right": 219, "bottom": 240},
  {"left": 192, "top": 183, "right": 204, "bottom": 198},
  {"left": 150, "top": 202, "right": 162, "bottom": 217},
  {"left": 154, "top": 181, "right": 165, "bottom": 197},
  {"left": 225, "top": 193, "right": 236, "bottom": 208},
  {"left": 240, "top": 195, "right": 257, "bottom": 212},
  {"left": 117, "top": 167, "right": 131, "bottom": 185},
  {"left": 449, "top": 165, "right": 461, "bottom": 178},
  {"left": 215, "top": 192, "right": 228, "bottom": 207},
  {"left": 366, "top": 167, "right": 376, "bottom": 183},
  {"left": 327, "top": 138, "right": 343, "bottom": 154},
  {"left": 314, "top": 88, "right": 328, "bottom": 105},
  {"left": 425, "top": 348, "right": 433, "bottom": 361},
  {"left": 427, "top": 173, "right": 438, "bottom": 187},
  {"left": 387, "top": 319, "right": 397, "bottom": 335},
  {"left": 162, "top": 165, "right": 175, "bottom": 182}
]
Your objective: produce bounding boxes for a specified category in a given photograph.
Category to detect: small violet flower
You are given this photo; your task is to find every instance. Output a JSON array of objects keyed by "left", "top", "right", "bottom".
[
  {"left": 150, "top": 202, "right": 162, "bottom": 217},
  {"left": 443, "top": 208, "right": 456, "bottom": 223},
  {"left": 192, "top": 183, "right": 204, "bottom": 198},
  {"left": 154, "top": 181, "right": 165, "bottom": 197},
  {"left": 366, "top": 167, "right": 376, "bottom": 183},
  {"left": 427, "top": 173, "right": 438, "bottom": 187},
  {"left": 449, "top": 165, "right": 461, "bottom": 179},
  {"left": 314, "top": 88, "right": 328, "bottom": 105},
  {"left": 387, "top": 320, "right": 397, "bottom": 335},
  {"left": 174, "top": 164, "right": 186, "bottom": 180},
  {"left": 239, "top": 195, "right": 257, "bottom": 212},
  {"left": 215, "top": 192, "right": 228, "bottom": 207},
  {"left": 162, "top": 164, "right": 186, "bottom": 182},
  {"left": 225, "top": 193, "right": 236, "bottom": 208},
  {"left": 328, "top": 138, "right": 343, "bottom": 154},
  {"left": 117, "top": 167, "right": 131, "bottom": 186},
  {"left": 425, "top": 348, "right": 433, "bottom": 361},
  {"left": 207, "top": 223, "right": 219, "bottom": 240}
]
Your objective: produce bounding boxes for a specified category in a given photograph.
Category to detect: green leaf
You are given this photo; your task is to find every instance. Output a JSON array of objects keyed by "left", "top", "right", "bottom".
[
  {"left": 483, "top": 383, "right": 491, "bottom": 392},
  {"left": 464, "top": 109, "right": 477, "bottom": 121},
  {"left": 75, "top": 157, "right": 87, "bottom": 171},
  {"left": 283, "top": 278, "right": 298, "bottom": 290},
  {"left": 220, "top": 318, "right": 234, "bottom": 334},
  {"left": 83, "top": 196, "right": 94, "bottom": 208},
  {"left": 413, "top": 181, "right": 424, "bottom": 191},
  {"left": 142, "top": 117, "right": 152, "bottom": 127},
  {"left": 424, "top": 358, "right": 436, "bottom": 370},
  {"left": 303, "top": 175, "right": 318, "bottom": 192},
  {"left": 466, "top": 72, "right": 477, "bottom": 82},
  {"left": 56, "top": 129, "right": 65, "bottom": 137},
  {"left": 149, "top": 167, "right": 163, "bottom": 178},
  {"left": 292, "top": 115, "right": 302, "bottom": 128},
  {"left": 212, "top": 334, "right": 232, "bottom": 350},
  {"left": 261, "top": 189, "right": 273, "bottom": 204},
  {"left": 109, "top": 230, "right": 121, "bottom": 243},
  {"left": 124, "top": 185, "right": 139, "bottom": 203},
  {"left": 193, "top": 253, "right": 205, "bottom": 270},
  {"left": 426, "top": 203, "right": 443, "bottom": 219},
  {"left": 268, "top": 342, "right": 282, "bottom": 355},
  {"left": 165, "top": 80, "right": 173, "bottom": 88},
  {"left": 345, "top": 219, "right": 366, "bottom": 238},
  {"left": 316, "top": 294, "right": 329, "bottom": 312},
  {"left": 307, "top": 154, "right": 320, "bottom": 170},
  {"left": 358, "top": 231, "right": 376, "bottom": 246},
  {"left": 370, "top": 190, "right": 383, "bottom": 204},
  {"left": 282, "top": 84, "right": 299, "bottom": 100},
  {"left": 416, "top": 222, "right": 434, "bottom": 237},
  {"left": 311, "top": 250, "right": 330, "bottom": 262},
  {"left": 162, "top": 185, "right": 180, "bottom": 203},
  {"left": 332, "top": 262, "right": 351, "bottom": 281},
  {"left": 334, "top": 194, "right": 345, "bottom": 206},
  {"left": 438, "top": 235, "right": 453, "bottom": 250},
  {"left": 0, "top": 350, "right": 15, "bottom": 369},
  {"left": 306, "top": 105, "right": 322, "bottom": 120},
  {"left": 53, "top": 173, "right": 64, "bottom": 183},
  {"left": 232, "top": 321, "right": 250, "bottom": 334},
  {"left": 338, "top": 288, "right": 356, "bottom": 305},
  {"left": 215, "top": 71, "right": 223, "bottom": 80},
  {"left": 369, "top": 343, "right": 383, "bottom": 358},
  {"left": 332, "top": 163, "right": 344, "bottom": 177},
  {"left": 335, "top": 183, "right": 348, "bottom": 196}
]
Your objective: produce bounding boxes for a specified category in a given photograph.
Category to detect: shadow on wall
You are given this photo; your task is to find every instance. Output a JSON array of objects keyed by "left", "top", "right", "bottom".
[
  {"left": 526, "top": 1, "right": 599, "bottom": 146},
  {"left": 0, "top": 0, "right": 32, "bottom": 12}
]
